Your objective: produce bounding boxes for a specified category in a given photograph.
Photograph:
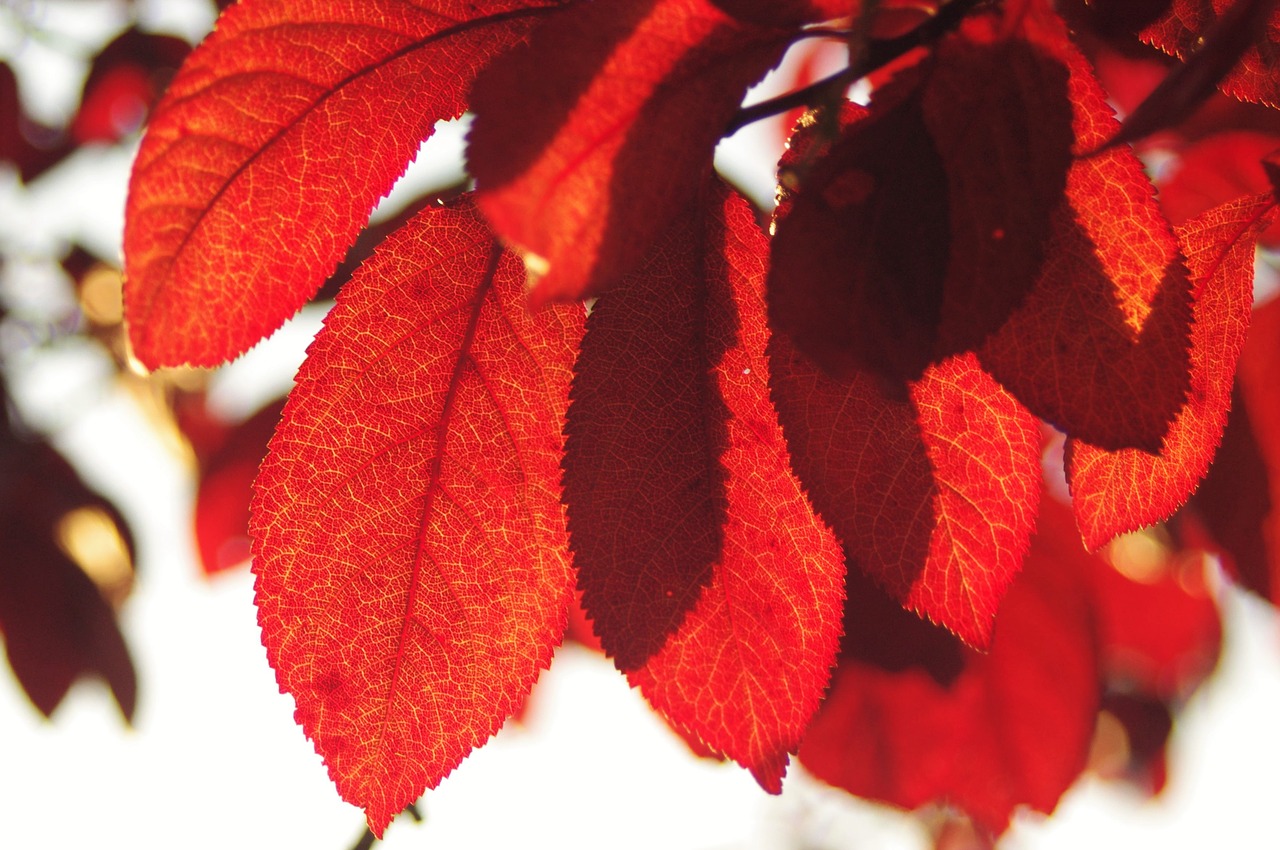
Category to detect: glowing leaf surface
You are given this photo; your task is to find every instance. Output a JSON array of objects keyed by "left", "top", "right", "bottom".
[{"left": 252, "top": 199, "right": 581, "bottom": 835}]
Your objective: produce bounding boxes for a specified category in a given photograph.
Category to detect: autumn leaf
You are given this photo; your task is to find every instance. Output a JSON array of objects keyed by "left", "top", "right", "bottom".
[
  {"left": 979, "top": 22, "right": 1194, "bottom": 452},
  {"left": 768, "top": 333, "right": 1040, "bottom": 648},
  {"left": 123, "top": 0, "right": 563, "bottom": 368},
  {"left": 1, "top": 63, "right": 72, "bottom": 182},
  {"left": 1067, "top": 194, "right": 1278, "bottom": 550},
  {"left": 1102, "top": 0, "right": 1275, "bottom": 148},
  {"left": 1142, "top": 0, "right": 1280, "bottom": 109},
  {"left": 1178, "top": 296, "right": 1280, "bottom": 602},
  {"left": 193, "top": 398, "right": 286, "bottom": 576},
  {"left": 468, "top": 0, "right": 793, "bottom": 305},
  {"left": 1158, "top": 131, "right": 1280, "bottom": 247},
  {"left": 251, "top": 198, "right": 582, "bottom": 835},
  {"left": 0, "top": 434, "right": 136, "bottom": 721},
  {"left": 73, "top": 27, "right": 190, "bottom": 144},
  {"left": 707, "top": 0, "right": 858, "bottom": 26},
  {"left": 798, "top": 498, "right": 1100, "bottom": 832},
  {"left": 565, "top": 182, "right": 843, "bottom": 789},
  {"left": 767, "top": 13, "right": 1074, "bottom": 384}
]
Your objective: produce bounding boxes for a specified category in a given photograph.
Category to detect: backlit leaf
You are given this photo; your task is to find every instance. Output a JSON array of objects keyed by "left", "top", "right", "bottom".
[
  {"left": 1104, "top": 0, "right": 1276, "bottom": 148},
  {"left": 980, "top": 26, "right": 1194, "bottom": 452},
  {"left": 124, "top": 0, "right": 561, "bottom": 368},
  {"left": 767, "top": 13, "right": 1074, "bottom": 383},
  {"left": 768, "top": 339, "right": 1040, "bottom": 648},
  {"left": 1067, "top": 194, "right": 1278, "bottom": 550},
  {"left": 798, "top": 498, "right": 1100, "bottom": 832},
  {"left": 1142, "top": 0, "right": 1280, "bottom": 109},
  {"left": 1180, "top": 296, "right": 1280, "bottom": 602},
  {"left": 468, "top": 0, "right": 792, "bottom": 305},
  {"left": 566, "top": 183, "right": 843, "bottom": 789},
  {"left": 251, "top": 198, "right": 582, "bottom": 835}
]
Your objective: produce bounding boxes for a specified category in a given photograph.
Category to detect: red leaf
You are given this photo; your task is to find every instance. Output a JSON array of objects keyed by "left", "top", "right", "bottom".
[
  {"left": 1067, "top": 194, "right": 1278, "bottom": 550},
  {"left": 123, "top": 0, "right": 561, "bottom": 368},
  {"left": 73, "top": 27, "right": 191, "bottom": 144},
  {"left": 1088, "top": 535, "right": 1221, "bottom": 701},
  {"left": 1183, "top": 296, "right": 1280, "bottom": 602},
  {"left": 768, "top": 338, "right": 1041, "bottom": 648},
  {"left": 1104, "top": 0, "right": 1276, "bottom": 148},
  {"left": 251, "top": 197, "right": 582, "bottom": 835},
  {"left": 0, "top": 437, "right": 136, "bottom": 720},
  {"left": 1159, "top": 131, "right": 1280, "bottom": 247},
  {"left": 1175, "top": 382, "right": 1275, "bottom": 595},
  {"left": 194, "top": 398, "right": 286, "bottom": 576},
  {"left": 1, "top": 63, "right": 71, "bottom": 182},
  {"left": 468, "top": 0, "right": 791, "bottom": 305},
  {"left": 565, "top": 183, "right": 843, "bottom": 789},
  {"left": 798, "top": 498, "right": 1100, "bottom": 833},
  {"left": 979, "top": 28, "right": 1195, "bottom": 452},
  {"left": 708, "top": 0, "right": 858, "bottom": 25},
  {"left": 1142, "top": 0, "right": 1280, "bottom": 109},
  {"left": 767, "top": 15, "right": 1074, "bottom": 383}
]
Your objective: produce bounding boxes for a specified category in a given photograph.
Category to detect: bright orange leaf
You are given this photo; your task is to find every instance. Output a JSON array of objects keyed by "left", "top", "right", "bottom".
[
  {"left": 123, "top": 0, "right": 562, "bottom": 368},
  {"left": 251, "top": 198, "right": 582, "bottom": 836},
  {"left": 1067, "top": 193, "right": 1278, "bottom": 550},
  {"left": 567, "top": 183, "right": 843, "bottom": 790},
  {"left": 468, "top": 0, "right": 793, "bottom": 305}
]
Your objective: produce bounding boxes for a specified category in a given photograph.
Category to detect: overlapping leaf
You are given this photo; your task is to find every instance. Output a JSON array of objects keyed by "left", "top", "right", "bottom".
[
  {"left": 251, "top": 198, "right": 582, "bottom": 835},
  {"left": 768, "top": 337, "right": 1040, "bottom": 647},
  {"left": 798, "top": 498, "right": 1100, "bottom": 833},
  {"left": 1067, "top": 194, "right": 1277, "bottom": 549},
  {"left": 468, "top": 0, "right": 793, "bottom": 305},
  {"left": 980, "top": 22, "right": 1195, "bottom": 452},
  {"left": 564, "top": 183, "right": 843, "bottom": 789},
  {"left": 1142, "top": 0, "right": 1280, "bottom": 109},
  {"left": 1179, "top": 296, "right": 1280, "bottom": 601},
  {"left": 767, "top": 13, "right": 1074, "bottom": 383},
  {"left": 124, "top": 0, "right": 562, "bottom": 368}
]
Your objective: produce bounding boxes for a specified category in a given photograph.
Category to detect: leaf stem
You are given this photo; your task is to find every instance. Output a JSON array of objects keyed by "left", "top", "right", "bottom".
[{"left": 724, "top": 0, "right": 988, "bottom": 135}]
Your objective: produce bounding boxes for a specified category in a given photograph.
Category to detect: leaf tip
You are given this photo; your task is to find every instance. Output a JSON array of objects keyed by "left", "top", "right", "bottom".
[{"left": 749, "top": 754, "right": 789, "bottom": 795}]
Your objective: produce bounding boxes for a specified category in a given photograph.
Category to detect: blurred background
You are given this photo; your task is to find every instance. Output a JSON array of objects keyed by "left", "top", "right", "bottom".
[{"left": 3, "top": 1, "right": 1280, "bottom": 848}]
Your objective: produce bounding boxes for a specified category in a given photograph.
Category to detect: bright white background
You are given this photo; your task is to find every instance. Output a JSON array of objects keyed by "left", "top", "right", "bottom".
[{"left": 3, "top": 2, "right": 1280, "bottom": 848}]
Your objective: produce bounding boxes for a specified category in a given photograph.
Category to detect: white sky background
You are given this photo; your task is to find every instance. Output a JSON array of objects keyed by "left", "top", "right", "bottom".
[{"left": 2, "top": 1, "right": 1280, "bottom": 848}]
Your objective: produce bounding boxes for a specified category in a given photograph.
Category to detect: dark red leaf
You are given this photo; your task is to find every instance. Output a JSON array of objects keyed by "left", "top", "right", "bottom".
[
  {"left": 468, "top": 0, "right": 792, "bottom": 305},
  {"left": 767, "top": 14, "right": 1074, "bottom": 383},
  {"left": 0, "top": 434, "right": 136, "bottom": 720},
  {"left": 251, "top": 197, "right": 582, "bottom": 835},
  {"left": 566, "top": 182, "right": 843, "bottom": 790},
  {"left": 124, "top": 0, "right": 562, "bottom": 368},
  {"left": 1, "top": 63, "right": 71, "bottom": 182}
]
